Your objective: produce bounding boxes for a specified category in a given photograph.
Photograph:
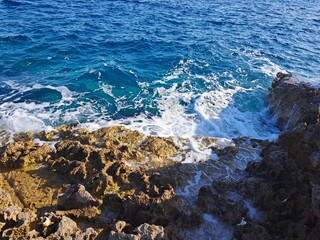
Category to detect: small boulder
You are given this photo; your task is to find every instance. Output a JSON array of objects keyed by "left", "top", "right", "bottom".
[
  {"left": 58, "top": 184, "right": 100, "bottom": 210},
  {"left": 136, "top": 223, "right": 165, "bottom": 239}
]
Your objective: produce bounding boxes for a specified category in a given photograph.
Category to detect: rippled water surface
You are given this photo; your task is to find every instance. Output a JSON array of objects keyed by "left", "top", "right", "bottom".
[{"left": 0, "top": 0, "right": 319, "bottom": 138}]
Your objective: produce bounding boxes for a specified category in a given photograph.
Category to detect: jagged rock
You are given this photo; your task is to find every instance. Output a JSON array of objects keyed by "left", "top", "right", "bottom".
[
  {"left": 267, "top": 72, "right": 320, "bottom": 130},
  {"left": 0, "top": 205, "right": 22, "bottom": 222},
  {"left": 0, "top": 222, "right": 5, "bottom": 232},
  {"left": 106, "top": 161, "right": 135, "bottom": 186},
  {"left": 278, "top": 122, "right": 320, "bottom": 169},
  {"left": 235, "top": 74, "right": 320, "bottom": 238},
  {"left": 0, "top": 174, "right": 23, "bottom": 208},
  {"left": 92, "top": 126, "right": 144, "bottom": 148},
  {"left": 40, "top": 212, "right": 60, "bottom": 236},
  {"left": 13, "top": 132, "right": 34, "bottom": 142},
  {"left": 0, "top": 141, "right": 52, "bottom": 168},
  {"left": 26, "top": 229, "right": 41, "bottom": 239},
  {"left": 37, "top": 129, "right": 59, "bottom": 141},
  {"left": 198, "top": 186, "right": 248, "bottom": 225},
  {"left": 109, "top": 231, "right": 138, "bottom": 240},
  {"left": 86, "top": 172, "right": 119, "bottom": 197},
  {"left": 159, "top": 197, "right": 203, "bottom": 228},
  {"left": 41, "top": 213, "right": 97, "bottom": 239},
  {"left": 0, "top": 125, "right": 205, "bottom": 239},
  {"left": 49, "top": 157, "right": 87, "bottom": 183},
  {"left": 141, "top": 136, "right": 178, "bottom": 160},
  {"left": 58, "top": 184, "right": 100, "bottom": 210},
  {"left": 234, "top": 222, "right": 272, "bottom": 240},
  {"left": 46, "top": 216, "right": 79, "bottom": 239},
  {"left": 55, "top": 140, "right": 95, "bottom": 161},
  {"left": 0, "top": 189, "right": 13, "bottom": 210},
  {"left": 2, "top": 208, "right": 37, "bottom": 239},
  {"left": 111, "top": 220, "right": 128, "bottom": 233},
  {"left": 73, "top": 227, "right": 97, "bottom": 240},
  {"left": 36, "top": 124, "right": 78, "bottom": 142},
  {"left": 55, "top": 207, "right": 100, "bottom": 219},
  {"left": 109, "top": 223, "right": 164, "bottom": 240},
  {"left": 0, "top": 73, "right": 318, "bottom": 239},
  {"left": 136, "top": 223, "right": 165, "bottom": 239}
]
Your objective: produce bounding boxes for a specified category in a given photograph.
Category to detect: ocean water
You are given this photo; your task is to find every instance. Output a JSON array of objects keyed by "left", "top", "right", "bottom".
[{"left": 1, "top": 0, "right": 320, "bottom": 139}]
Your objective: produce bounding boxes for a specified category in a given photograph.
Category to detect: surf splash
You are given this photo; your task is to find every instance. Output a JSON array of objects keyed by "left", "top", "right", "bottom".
[{"left": 0, "top": 58, "right": 281, "bottom": 140}]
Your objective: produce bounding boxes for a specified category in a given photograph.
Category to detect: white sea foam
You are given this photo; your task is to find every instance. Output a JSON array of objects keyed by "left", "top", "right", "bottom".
[
  {"left": 0, "top": 59, "right": 279, "bottom": 144},
  {"left": 100, "top": 84, "right": 115, "bottom": 97},
  {"left": 163, "top": 59, "right": 193, "bottom": 81},
  {"left": 33, "top": 138, "right": 56, "bottom": 149},
  {"left": 0, "top": 82, "right": 75, "bottom": 134},
  {"left": 235, "top": 48, "right": 286, "bottom": 77},
  {"left": 194, "top": 88, "right": 279, "bottom": 139},
  {"left": 260, "top": 59, "right": 285, "bottom": 76},
  {"left": 0, "top": 109, "right": 50, "bottom": 133},
  {"left": 99, "top": 73, "right": 277, "bottom": 141}
]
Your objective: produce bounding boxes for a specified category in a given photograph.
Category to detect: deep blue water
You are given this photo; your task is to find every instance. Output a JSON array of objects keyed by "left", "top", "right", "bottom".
[{"left": 0, "top": 0, "right": 319, "bottom": 138}]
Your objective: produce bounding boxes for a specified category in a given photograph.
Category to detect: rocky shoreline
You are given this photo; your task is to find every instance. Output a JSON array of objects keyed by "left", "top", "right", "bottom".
[{"left": 0, "top": 73, "right": 319, "bottom": 239}]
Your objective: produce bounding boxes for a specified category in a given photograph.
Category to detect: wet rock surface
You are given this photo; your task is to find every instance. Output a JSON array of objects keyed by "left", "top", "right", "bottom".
[
  {"left": 0, "top": 73, "right": 318, "bottom": 239},
  {"left": 194, "top": 73, "right": 320, "bottom": 239},
  {"left": 267, "top": 72, "right": 320, "bottom": 130},
  {"left": 233, "top": 73, "right": 320, "bottom": 239}
]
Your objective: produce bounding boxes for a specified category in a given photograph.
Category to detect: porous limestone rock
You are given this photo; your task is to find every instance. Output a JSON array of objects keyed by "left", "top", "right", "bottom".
[
  {"left": 0, "top": 141, "right": 52, "bottom": 168},
  {"left": 58, "top": 184, "right": 100, "bottom": 210},
  {"left": 109, "top": 223, "right": 164, "bottom": 240}
]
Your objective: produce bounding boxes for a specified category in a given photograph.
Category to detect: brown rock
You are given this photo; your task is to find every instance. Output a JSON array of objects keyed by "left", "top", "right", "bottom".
[
  {"left": 109, "top": 231, "right": 138, "bottom": 240},
  {"left": 55, "top": 207, "right": 100, "bottom": 220},
  {"left": 0, "top": 125, "right": 216, "bottom": 238},
  {"left": 36, "top": 129, "right": 59, "bottom": 141},
  {"left": 46, "top": 215, "right": 79, "bottom": 239},
  {"left": 141, "top": 136, "right": 178, "bottom": 160},
  {"left": 109, "top": 223, "right": 164, "bottom": 240},
  {"left": 55, "top": 140, "right": 95, "bottom": 161},
  {"left": 0, "top": 205, "right": 22, "bottom": 222},
  {"left": 106, "top": 161, "right": 132, "bottom": 185},
  {"left": 0, "top": 174, "right": 23, "bottom": 208},
  {"left": 0, "top": 189, "right": 13, "bottom": 210},
  {"left": 41, "top": 212, "right": 97, "bottom": 239},
  {"left": 92, "top": 126, "right": 144, "bottom": 148},
  {"left": 58, "top": 184, "right": 100, "bottom": 210},
  {"left": 86, "top": 172, "right": 119, "bottom": 197},
  {"left": 13, "top": 132, "right": 34, "bottom": 142},
  {"left": 73, "top": 227, "right": 97, "bottom": 240},
  {"left": 2, "top": 208, "right": 37, "bottom": 239},
  {"left": 111, "top": 220, "right": 127, "bottom": 233},
  {"left": 4, "top": 168, "right": 64, "bottom": 209},
  {"left": 136, "top": 223, "right": 165, "bottom": 239},
  {"left": 0, "top": 141, "right": 52, "bottom": 168},
  {"left": 238, "top": 72, "right": 320, "bottom": 239},
  {"left": 49, "top": 157, "right": 87, "bottom": 183}
]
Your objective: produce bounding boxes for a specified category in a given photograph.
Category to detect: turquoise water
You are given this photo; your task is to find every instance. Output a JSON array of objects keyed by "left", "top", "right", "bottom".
[{"left": 0, "top": 0, "right": 319, "bottom": 139}]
